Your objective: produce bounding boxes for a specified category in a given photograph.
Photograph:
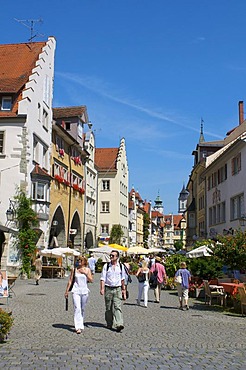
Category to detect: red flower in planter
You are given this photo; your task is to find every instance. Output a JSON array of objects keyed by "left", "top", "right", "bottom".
[
  {"left": 63, "top": 179, "right": 70, "bottom": 186},
  {"left": 73, "top": 184, "right": 79, "bottom": 191},
  {"left": 54, "top": 175, "right": 64, "bottom": 183},
  {"left": 79, "top": 187, "right": 85, "bottom": 194},
  {"left": 59, "top": 148, "right": 65, "bottom": 157}
]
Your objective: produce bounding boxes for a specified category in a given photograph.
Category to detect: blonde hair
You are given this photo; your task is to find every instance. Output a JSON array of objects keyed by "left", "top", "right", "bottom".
[
  {"left": 141, "top": 260, "right": 148, "bottom": 270},
  {"left": 180, "top": 262, "right": 187, "bottom": 268},
  {"left": 78, "top": 256, "right": 88, "bottom": 267}
]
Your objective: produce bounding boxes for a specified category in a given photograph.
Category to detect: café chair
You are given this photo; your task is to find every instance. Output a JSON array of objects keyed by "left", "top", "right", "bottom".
[
  {"left": 238, "top": 286, "right": 246, "bottom": 316},
  {"left": 203, "top": 280, "right": 227, "bottom": 306}
]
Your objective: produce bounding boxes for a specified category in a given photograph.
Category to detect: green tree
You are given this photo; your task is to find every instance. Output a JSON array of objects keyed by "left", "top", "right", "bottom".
[
  {"left": 15, "top": 190, "right": 39, "bottom": 278},
  {"left": 214, "top": 230, "right": 246, "bottom": 270},
  {"left": 143, "top": 213, "right": 150, "bottom": 248},
  {"left": 174, "top": 241, "right": 183, "bottom": 251},
  {"left": 110, "top": 224, "right": 124, "bottom": 244}
]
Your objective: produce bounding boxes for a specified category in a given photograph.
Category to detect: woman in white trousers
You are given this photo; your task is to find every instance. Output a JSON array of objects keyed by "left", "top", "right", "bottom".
[
  {"left": 65, "top": 256, "right": 93, "bottom": 334},
  {"left": 136, "top": 260, "right": 149, "bottom": 307}
]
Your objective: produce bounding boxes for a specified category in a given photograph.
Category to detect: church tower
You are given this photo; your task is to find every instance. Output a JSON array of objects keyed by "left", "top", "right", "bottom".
[
  {"left": 178, "top": 184, "right": 189, "bottom": 214},
  {"left": 153, "top": 192, "right": 164, "bottom": 214}
]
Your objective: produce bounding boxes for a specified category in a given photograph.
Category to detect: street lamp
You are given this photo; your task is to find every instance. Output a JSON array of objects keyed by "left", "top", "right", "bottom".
[{"left": 6, "top": 199, "right": 16, "bottom": 222}]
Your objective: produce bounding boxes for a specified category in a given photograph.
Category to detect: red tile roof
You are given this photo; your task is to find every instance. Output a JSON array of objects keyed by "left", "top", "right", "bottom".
[
  {"left": 0, "top": 41, "right": 46, "bottom": 117},
  {"left": 53, "top": 106, "right": 86, "bottom": 119},
  {"left": 95, "top": 148, "right": 119, "bottom": 171},
  {"left": 31, "top": 164, "right": 51, "bottom": 178},
  {"left": 0, "top": 42, "right": 46, "bottom": 93}
]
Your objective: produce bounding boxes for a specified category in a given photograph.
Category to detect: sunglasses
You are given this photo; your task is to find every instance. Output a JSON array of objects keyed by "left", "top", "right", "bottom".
[{"left": 110, "top": 254, "right": 117, "bottom": 257}]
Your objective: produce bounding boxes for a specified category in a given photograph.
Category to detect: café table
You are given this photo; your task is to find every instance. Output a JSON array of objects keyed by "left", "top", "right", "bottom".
[{"left": 218, "top": 282, "right": 245, "bottom": 296}]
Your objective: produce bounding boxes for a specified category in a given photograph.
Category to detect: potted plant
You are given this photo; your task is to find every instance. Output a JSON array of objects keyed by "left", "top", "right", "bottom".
[{"left": 0, "top": 309, "right": 14, "bottom": 342}]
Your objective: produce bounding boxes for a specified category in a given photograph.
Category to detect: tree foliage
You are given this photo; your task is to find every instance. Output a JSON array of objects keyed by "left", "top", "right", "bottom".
[
  {"left": 143, "top": 213, "right": 150, "bottom": 248},
  {"left": 110, "top": 224, "right": 124, "bottom": 244},
  {"left": 214, "top": 230, "right": 246, "bottom": 270},
  {"left": 15, "top": 190, "right": 39, "bottom": 277}
]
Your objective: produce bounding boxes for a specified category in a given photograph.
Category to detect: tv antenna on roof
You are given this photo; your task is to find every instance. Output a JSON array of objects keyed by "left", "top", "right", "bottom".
[{"left": 14, "top": 18, "right": 44, "bottom": 42}]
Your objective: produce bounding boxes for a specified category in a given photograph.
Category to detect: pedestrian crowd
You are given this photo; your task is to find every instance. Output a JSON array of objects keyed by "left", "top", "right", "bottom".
[{"left": 33, "top": 250, "right": 191, "bottom": 334}]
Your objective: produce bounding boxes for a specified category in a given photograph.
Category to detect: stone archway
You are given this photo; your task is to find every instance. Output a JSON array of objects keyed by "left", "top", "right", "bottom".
[
  {"left": 85, "top": 230, "right": 94, "bottom": 249},
  {"left": 49, "top": 206, "right": 66, "bottom": 247},
  {"left": 70, "top": 212, "right": 81, "bottom": 248}
]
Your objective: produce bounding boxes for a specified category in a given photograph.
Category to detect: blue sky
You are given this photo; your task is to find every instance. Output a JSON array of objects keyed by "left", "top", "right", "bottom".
[{"left": 2, "top": 1, "right": 246, "bottom": 213}]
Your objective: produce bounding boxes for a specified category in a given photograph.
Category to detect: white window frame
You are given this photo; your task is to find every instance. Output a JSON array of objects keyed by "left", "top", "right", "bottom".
[
  {"left": 32, "top": 182, "right": 47, "bottom": 201},
  {"left": 102, "top": 180, "right": 110, "bottom": 191},
  {"left": 101, "top": 224, "right": 109, "bottom": 234},
  {"left": 101, "top": 201, "right": 110, "bottom": 213},
  {"left": 1, "top": 96, "right": 12, "bottom": 111}
]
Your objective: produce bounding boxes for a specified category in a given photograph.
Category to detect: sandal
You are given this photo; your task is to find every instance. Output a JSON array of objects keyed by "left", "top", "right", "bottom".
[{"left": 76, "top": 329, "right": 82, "bottom": 334}]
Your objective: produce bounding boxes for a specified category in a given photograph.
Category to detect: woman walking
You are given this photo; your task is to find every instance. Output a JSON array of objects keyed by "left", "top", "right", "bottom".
[
  {"left": 136, "top": 260, "right": 149, "bottom": 307},
  {"left": 65, "top": 256, "right": 93, "bottom": 334}
]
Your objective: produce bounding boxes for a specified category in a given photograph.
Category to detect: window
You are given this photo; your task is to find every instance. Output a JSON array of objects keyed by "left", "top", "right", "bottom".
[
  {"left": 0, "top": 131, "right": 5, "bottom": 154},
  {"left": 101, "top": 224, "right": 109, "bottom": 234},
  {"left": 42, "top": 109, "right": 49, "bottom": 130},
  {"left": 32, "top": 182, "right": 47, "bottom": 201},
  {"left": 56, "top": 135, "right": 64, "bottom": 150},
  {"left": 102, "top": 180, "right": 110, "bottom": 191},
  {"left": 232, "top": 153, "right": 241, "bottom": 175},
  {"left": 1, "top": 97, "right": 12, "bottom": 110},
  {"left": 101, "top": 201, "right": 109, "bottom": 213},
  {"left": 231, "top": 194, "right": 244, "bottom": 220},
  {"left": 65, "top": 121, "right": 71, "bottom": 131}
]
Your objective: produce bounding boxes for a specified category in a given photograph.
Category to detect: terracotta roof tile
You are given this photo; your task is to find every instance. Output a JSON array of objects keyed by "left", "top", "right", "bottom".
[
  {"left": 0, "top": 42, "right": 46, "bottom": 93},
  {"left": 95, "top": 148, "right": 118, "bottom": 171},
  {"left": 31, "top": 164, "right": 51, "bottom": 178},
  {"left": 53, "top": 106, "right": 86, "bottom": 119}
]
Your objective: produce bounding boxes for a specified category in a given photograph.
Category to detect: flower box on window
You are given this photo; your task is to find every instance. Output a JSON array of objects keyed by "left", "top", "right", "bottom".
[
  {"left": 59, "top": 148, "right": 65, "bottom": 157},
  {"left": 72, "top": 184, "right": 79, "bottom": 191},
  {"left": 78, "top": 187, "right": 85, "bottom": 194},
  {"left": 63, "top": 179, "right": 70, "bottom": 186},
  {"left": 54, "top": 175, "right": 64, "bottom": 184},
  {"left": 72, "top": 156, "right": 81, "bottom": 165}
]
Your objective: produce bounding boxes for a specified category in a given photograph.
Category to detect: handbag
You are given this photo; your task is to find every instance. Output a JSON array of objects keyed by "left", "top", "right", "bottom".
[
  {"left": 174, "top": 275, "right": 182, "bottom": 284},
  {"left": 68, "top": 268, "right": 75, "bottom": 292},
  {"left": 149, "top": 266, "right": 158, "bottom": 288}
]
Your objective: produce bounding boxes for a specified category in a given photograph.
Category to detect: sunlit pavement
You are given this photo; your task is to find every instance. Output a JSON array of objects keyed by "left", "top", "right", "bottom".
[{"left": 0, "top": 273, "right": 245, "bottom": 369}]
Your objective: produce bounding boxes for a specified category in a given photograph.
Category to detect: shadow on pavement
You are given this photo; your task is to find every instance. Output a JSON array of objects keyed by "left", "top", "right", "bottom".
[
  {"left": 52, "top": 323, "right": 75, "bottom": 332},
  {"left": 84, "top": 321, "right": 107, "bottom": 329}
]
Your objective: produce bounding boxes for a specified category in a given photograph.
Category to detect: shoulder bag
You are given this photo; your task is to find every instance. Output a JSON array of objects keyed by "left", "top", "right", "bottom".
[{"left": 68, "top": 268, "right": 75, "bottom": 292}]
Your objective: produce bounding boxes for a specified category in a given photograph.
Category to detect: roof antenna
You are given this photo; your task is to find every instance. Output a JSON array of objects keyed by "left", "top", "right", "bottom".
[{"left": 14, "top": 18, "right": 45, "bottom": 42}]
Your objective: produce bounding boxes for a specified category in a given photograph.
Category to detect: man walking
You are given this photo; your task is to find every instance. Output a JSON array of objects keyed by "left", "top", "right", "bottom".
[
  {"left": 88, "top": 253, "right": 96, "bottom": 275},
  {"left": 100, "top": 250, "right": 126, "bottom": 332},
  {"left": 150, "top": 256, "right": 167, "bottom": 303}
]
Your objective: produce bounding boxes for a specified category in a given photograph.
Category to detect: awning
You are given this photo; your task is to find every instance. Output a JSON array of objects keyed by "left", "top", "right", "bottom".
[{"left": 0, "top": 224, "right": 18, "bottom": 234}]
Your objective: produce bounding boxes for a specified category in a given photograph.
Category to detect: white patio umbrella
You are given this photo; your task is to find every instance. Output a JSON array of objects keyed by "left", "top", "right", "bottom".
[
  {"left": 127, "top": 246, "right": 149, "bottom": 255},
  {"left": 39, "top": 248, "right": 65, "bottom": 258},
  {"left": 186, "top": 245, "right": 213, "bottom": 258},
  {"left": 54, "top": 247, "right": 80, "bottom": 256}
]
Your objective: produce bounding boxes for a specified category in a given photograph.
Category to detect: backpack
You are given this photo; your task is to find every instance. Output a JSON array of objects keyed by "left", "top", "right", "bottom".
[{"left": 106, "top": 262, "right": 132, "bottom": 283}]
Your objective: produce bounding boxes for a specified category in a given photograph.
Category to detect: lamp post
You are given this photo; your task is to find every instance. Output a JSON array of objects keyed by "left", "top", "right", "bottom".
[{"left": 6, "top": 199, "right": 17, "bottom": 223}]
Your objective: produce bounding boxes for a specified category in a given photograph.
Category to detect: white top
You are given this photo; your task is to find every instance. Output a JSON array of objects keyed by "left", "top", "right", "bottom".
[
  {"left": 100, "top": 262, "right": 125, "bottom": 287},
  {"left": 72, "top": 270, "right": 90, "bottom": 295}
]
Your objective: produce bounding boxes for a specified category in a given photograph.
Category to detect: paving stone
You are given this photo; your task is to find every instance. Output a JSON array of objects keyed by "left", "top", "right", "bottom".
[{"left": 0, "top": 274, "right": 245, "bottom": 369}]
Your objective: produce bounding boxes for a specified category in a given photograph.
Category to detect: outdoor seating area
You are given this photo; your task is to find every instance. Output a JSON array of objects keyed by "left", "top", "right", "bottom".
[
  {"left": 203, "top": 280, "right": 227, "bottom": 306},
  {"left": 41, "top": 266, "right": 65, "bottom": 279}
]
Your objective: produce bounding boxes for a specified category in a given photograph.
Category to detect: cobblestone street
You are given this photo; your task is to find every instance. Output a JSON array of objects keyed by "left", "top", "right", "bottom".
[{"left": 0, "top": 273, "right": 245, "bottom": 369}]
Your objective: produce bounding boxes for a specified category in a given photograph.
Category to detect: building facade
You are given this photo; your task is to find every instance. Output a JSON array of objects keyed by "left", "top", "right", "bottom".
[{"left": 0, "top": 38, "right": 56, "bottom": 271}]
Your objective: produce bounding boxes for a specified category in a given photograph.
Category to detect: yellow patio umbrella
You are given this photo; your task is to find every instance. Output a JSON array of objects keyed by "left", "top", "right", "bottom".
[
  {"left": 108, "top": 243, "right": 128, "bottom": 251},
  {"left": 127, "top": 246, "right": 149, "bottom": 255}
]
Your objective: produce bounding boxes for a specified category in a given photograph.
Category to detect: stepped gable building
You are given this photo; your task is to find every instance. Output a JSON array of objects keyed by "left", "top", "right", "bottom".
[
  {"left": 0, "top": 38, "right": 56, "bottom": 272},
  {"left": 95, "top": 138, "right": 129, "bottom": 245}
]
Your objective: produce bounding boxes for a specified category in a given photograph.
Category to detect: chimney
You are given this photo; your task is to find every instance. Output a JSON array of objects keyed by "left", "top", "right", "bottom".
[{"left": 239, "top": 100, "right": 244, "bottom": 125}]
